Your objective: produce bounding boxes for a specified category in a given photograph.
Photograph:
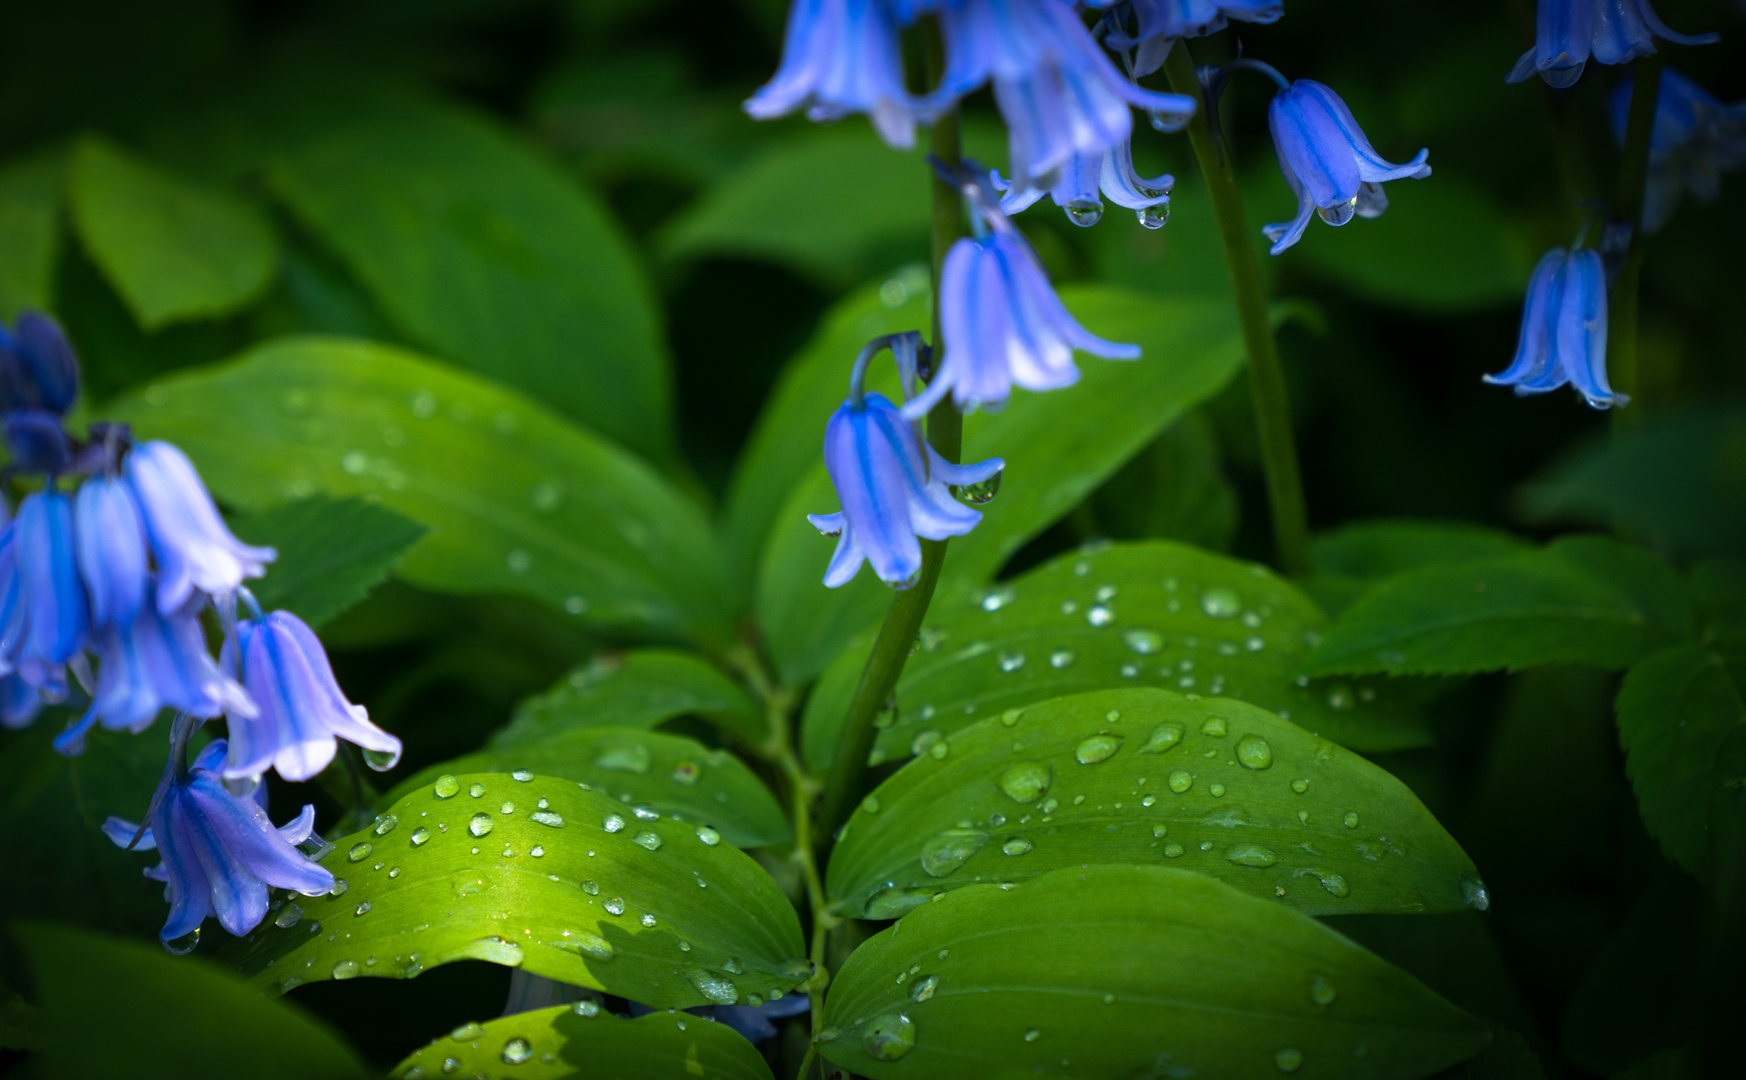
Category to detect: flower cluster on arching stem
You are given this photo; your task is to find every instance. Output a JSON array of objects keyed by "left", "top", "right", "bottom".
[
  {"left": 1507, "top": 0, "right": 1717, "bottom": 88},
  {"left": 0, "top": 311, "right": 394, "bottom": 945}
]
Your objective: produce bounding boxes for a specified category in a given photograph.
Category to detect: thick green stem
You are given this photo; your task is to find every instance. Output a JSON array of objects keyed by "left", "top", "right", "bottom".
[
  {"left": 1162, "top": 39, "right": 1311, "bottom": 577},
  {"left": 1609, "top": 52, "right": 1663, "bottom": 427}
]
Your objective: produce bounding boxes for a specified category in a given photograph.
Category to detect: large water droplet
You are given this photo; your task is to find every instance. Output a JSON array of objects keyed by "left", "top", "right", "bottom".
[
  {"left": 999, "top": 650, "right": 1026, "bottom": 672},
  {"left": 1124, "top": 629, "right": 1163, "bottom": 655},
  {"left": 469, "top": 783, "right": 486, "bottom": 798},
  {"left": 1225, "top": 843, "right": 1279, "bottom": 868},
  {"left": 604, "top": 898, "right": 625, "bottom": 916},
  {"left": 1237, "top": 735, "right": 1273, "bottom": 770},
  {"left": 274, "top": 904, "right": 303, "bottom": 928},
  {"left": 363, "top": 747, "right": 400, "bottom": 772},
  {"left": 953, "top": 470, "right": 1002, "bottom": 505},
  {"left": 695, "top": 825, "right": 721, "bottom": 846},
  {"left": 1064, "top": 199, "right": 1103, "bottom": 227},
  {"left": 1142, "top": 722, "right": 1184, "bottom": 754},
  {"left": 1138, "top": 202, "right": 1169, "bottom": 229},
  {"left": 1317, "top": 194, "right": 1359, "bottom": 225},
  {"left": 1086, "top": 605, "right": 1114, "bottom": 628},
  {"left": 1168, "top": 770, "right": 1194, "bottom": 793},
  {"left": 332, "top": 959, "right": 360, "bottom": 980},
  {"left": 1200, "top": 716, "right": 1228, "bottom": 737},
  {"left": 1075, "top": 735, "right": 1122, "bottom": 764},
  {"left": 468, "top": 814, "right": 493, "bottom": 838},
  {"left": 919, "top": 829, "right": 989, "bottom": 878},
  {"left": 999, "top": 761, "right": 1052, "bottom": 804},
  {"left": 1460, "top": 875, "right": 1490, "bottom": 911},
  {"left": 911, "top": 974, "right": 940, "bottom": 1002},
  {"left": 1200, "top": 588, "right": 1241, "bottom": 619},
  {"left": 530, "top": 811, "right": 564, "bottom": 828},
  {"left": 411, "top": 827, "right": 431, "bottom": 846},
  {"left": 433, "top": 775, "right": 460, "bottom": 799},
  {"left": 864, "top": 885, "right": 936, "bottom": 919},
  {"left": 373, "top": 814, "right": 398, "bottom": 837},
  {"left": 603, "top": 814, "right": 626, "bottom": 833},
  {"left": 595, "top": 744, "right": 651, "bottom": 774},
  {"left": 632, "top": 831, "right": 663, "bottom": 851},
  {"left": 1275, "top": 1047, "right": 1305, "bottom": 1073},
  {"left": 1342, "top": 812, "right": 1359, "bottom": 829},
  {"left": 1002, "top": 836, "right": 1035, "bottom": 856},
  {"left": 501, "top": 1038, "right": 532, "bottom": 1065},
  {"left": 1049, "top": 649, "right": 1076, "bottom": 669},
  {"left": 1309, "top": 975, "right": 1336, "bottom": 1005},
  {"left": 862, "top": 1013, "right": 916, "bottom": 1061},
  {"left": 574, "top": 1000, "right": 600, "bottom": 1017},
  {"left": 686, "top": 966, "right": 740, "bottom": 1005},
  {"left": 348, "top": 842, "right": 373, "bottom": 862}
]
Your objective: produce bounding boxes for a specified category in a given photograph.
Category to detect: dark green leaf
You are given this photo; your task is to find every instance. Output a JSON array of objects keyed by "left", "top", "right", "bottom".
[
  {"left": 389, "top": 1005, "right": 775, "bottom": 1080},
  {"left": 1308, "top": 519, "right": 1533, "bottom": 614},
  {"left": 1306, "top": 537, "right": 1691, "bottom": 677},
  {"left": 827, "top": 687, "right": 1483, "bottom": 918},
  {"left": 0, "top": 986, "right": 46, "bottom": 1053},
  {"left": 381, "top": 727, "right": 790, "bottom": 849},
  {"left": 0, "top": 150, "right": 65, "bottom": 322},
  {"left": 1611, "top": 1048, "right": 1699, "bottom": 1080},
  {"left": 268, "top": 92, "right": 674, "bottom": 461},
  {"left": 498, "top": 649, "right": 761, "bottom": 747},
  {"left": 1616, "top": 630, "right": 1746, "bottom": 877},
  {"left": 1087, "top": 407, "right": 1239, "bottom": 552},
  {"left": 758, "top": 286, "right": 1246, "bottom": 685},
  {"left": 215, "top": 772, "right": 807, "bottom": 1007},
  {"left": 14, "top": 922, "right": 369, "bottom": 1080},
  {"left": 68, "top": 136, "right": 276, "bottom": 329},
  {"left": 803, "top": 540, "right": 1430, "bottom": 772},
  {"left": 819, "top": 864, "right": 1491, "bottom": 1079},
  {"left": 108, "top": 337, "right": 734, "bottom": 647},
  {"left": 1434, "top": 1029, "right": 1546, "bottom": 1080},
  {"left": 232, "top": 495, "right": 427, "bottom": 628}
]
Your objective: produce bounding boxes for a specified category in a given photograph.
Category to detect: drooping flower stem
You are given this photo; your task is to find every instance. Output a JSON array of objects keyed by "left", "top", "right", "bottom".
[
  {"left": 1163, "top": 39, "right": 1311, "bottom": 578},
  {"left": 1608, "top": 52, "right": 1664, "bottom": 429}
]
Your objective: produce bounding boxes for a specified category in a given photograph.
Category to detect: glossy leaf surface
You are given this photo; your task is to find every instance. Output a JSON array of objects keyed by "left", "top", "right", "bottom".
[
  {"left": 233, "top": 495, "right": 427, "bottom": 628},
  {"left": 498, "top": 649, "right": 761, "bottom": 747}
]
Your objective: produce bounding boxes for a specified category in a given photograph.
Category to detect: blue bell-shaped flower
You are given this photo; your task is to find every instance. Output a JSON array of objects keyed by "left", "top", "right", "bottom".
[
  {"left": 746, "top": 0, "right": 923, "bottom": 148},
  {"left": 1486, "top": 247, "right": 1619, "bottom": 409},
  {"left": 1610, "top": 68, "right": 1746, "bottom": 232},
  {"left": 73, "top": 474, "right": 150, "bottom": 632},
  {"left": 994, "top": 136, "right": 1173, "bottom": 228},
  {"left": 1506, "top": 0, "right": 1717, "bottom": 89},
  {"left": 1094, "top": 0, "right": 1284, "bottom": 77},
  {"left": 125, "top": 441, "right": 275, "bottom": 614},
  {"left": 10, "top": 490, "right": 88, "bottom": 698}
]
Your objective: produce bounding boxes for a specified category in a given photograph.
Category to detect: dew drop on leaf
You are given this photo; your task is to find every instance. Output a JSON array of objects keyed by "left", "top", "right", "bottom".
[{"left": 433, "top": 775, "right": 460, "bottom": 799}]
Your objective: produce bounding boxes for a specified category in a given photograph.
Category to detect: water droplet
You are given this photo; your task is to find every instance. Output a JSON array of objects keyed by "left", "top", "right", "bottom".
[
  {"left": 603, "top": 814, "right": 625, "bottom": 833},
  {"left": 595, "top": 744, "right": 651, "bottom": 774},
  {"left": 1024, "top": 1029, "right": 1041, "bottom": 1042},
  {"left": 929, "top": 741, "right": 950, "bottom": 760},
  {"left": 1236, "top": 735, "right": 1273, "bottom": 770},
  {"left": 332, "top": 959, "right": 360, "bottom": 980},
  {"left": 684, "top": 966, "right": 739, "bottom": 1005},
  {"left": 1275, "top": 1047, "right": 1305, "bottom": 1073},
  {"left": 411, "top": 827, "right": 431, "bottom": 846},
  {"left": 1142, "top": 722, "right": 1184, "bottom": 754},
  {"left": 1151, "top": 823, "right": 1168, "bottom": 839},
  {"left": 1342, "top": 812, "right": 1359, "bottom": 829},
  {"left": 1049, "top": 649, "right": 1075, "bottom": 669},
  {"left": 1087, "top": 605, "right": 1114, "bottom": 628},
  {"left": 910, "top": 730, "right": 943, "bottom": 758},
  {"left": 1200, "top": 716, "right": 1228, "bottom": 737},
  {"left": 433, "top": 775, "right": 460, "bottom": 799},
  {"left": 669, "top": 761, "right": 701, "bottom": 786},
  {"left": 862, "top": 1014, "right": 916, "bottom": 1061},
  {"left": 1201, "top": 588, "right": 1241, "bottom": 619},
  {"left": 632, "top": 831, "right": 663, "bottom": 851},
  {"left": 998, "top": 650, "right": 1026, "bottom": 672},
  {"left": 506, "top": 549, "right": 530, "bottom": 574},
  {"left": 1138, "top": 202, "right": 1169, "bottom": 228},
  {"left": 362, "top": 746, "right": 400, "bottom": 771},
  {"left": 469, "top": 783, "right": 486, "bottom": 798},
  {"left": 274, "top": 904, "right": 303, "bottom": 928},
  {"left": 861, "top": 794, "right": 881, "bottom": 815},
  {"left": 1225, "top": 843, "right": 1279, "bottom": 868},
  {"left": 582, "top": 880, "right": 599, "bottom": 895},
  {"left": 451, "top": 1022, "right": 485, "bottom": 1043},
  {"left": 1290, "top": 779, "right": 1309, "bottom": 794},
  {"left": 1295, "top": 869, "right": 1350, "bottom": 897},
  {"left": 565, "top": 595, "right": 588, "bottom": 615},
  {"left": 1168, "top": 771, "right": 1194, "bottom": 793},
  {"left": 920, "top": 829, "right": 989, "bottom": 878},
  {"left": 574, "top": 1000, "right": 600, "bottom": 1017},
  {"left": 1209, "top": 783, "right": 1227, "bottom": 797},
  {"left": 530, "top": 811, "right": 564, "bottom": 827},
  {"left": 1460, "top": 875, "right": 1490, "bottom": 912},
  {"left": 1075, "top": 735, "right": 1122, "bottom": 764},
  {"left": 604, "top": 898, "right": 625, "bottom": 915},
  {"left": 354, "top": 902, "right": 372, "bottom": 916},
  {"left": 911, "top": 974, "right": 940, "bottom": 1002},
  {"left": 1163, "top": 842, "right": 1184, "bottom": 857},
  {"left": 1123, "top": 629, "right": 1163, "bottom": 655},
  {"left": 999, "top": 761, "right": 1052, "bottom": 803},
  {"left": 1309, "top": 975, "right": 1336, "bottom": 1006},
  {"left": 1065, "top": 198, "right": 1103, "bottom": 226},
  {"left": 468, "top": 814, "right": 493, "bottom": 838},
  {"left": 1001, "top": 708, "right": 1023, "bottom": 727},
  {"left": 348, "top": 843, "right": 372, "bottom": 862},
  {"left": 500, "top": 1037, "right": 532, "bottom": 1065},
  {"left": 695, "top": 825, "right": 722, "bottom": 846},
  {"left": 1002, "top": 837, "right": 1034, "bottom": 856}
]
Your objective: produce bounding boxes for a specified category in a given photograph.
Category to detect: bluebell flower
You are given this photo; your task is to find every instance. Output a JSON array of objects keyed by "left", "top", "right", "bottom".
[
  {"left": 994, "top": 137, "right": 1173, "bottom": 227},
  {"left": 105, "top": 738, "right": 334, "bottom": 942},
  {"left": 1506, "top": 0, "right": 1718, "bottom": 88},
  {"left": 125, "top": 441, "right": 275, "bottom": 614},
  {"left": 1611, "top": 68, "right": 1746, "bottom": 232},
  {"left": 10, "top": 490, "right": 88, "bottom": 697},
  {"left": 809, "top": 392, "right": 1004, "bottom": 588},
  {"left": 1263, "top": 78, "right": 1430, "bottom": 255},
  {"left": 224, "top": 609, "right": 401, "bottom": 782},
  {"left": 716, "top": 994, "right": 813, "bottom": 1043},
  {"left": 929, "top": 0, "right": 1196, "bottom": 190},
  {"left": 745, "top": 0, "right": 922, "bottom": 148},
  {"left": 1485, "top": 247, "right": 1618, "bottom": 409},
  {"left": 73, "top": 474, "right": 149, "bottom": 631},
  {"left": 0, "top": 312, "right": 79, "bottom": 417},
  {"left": 1094, "top": 0, "right": 1285, "bottom": 77}
]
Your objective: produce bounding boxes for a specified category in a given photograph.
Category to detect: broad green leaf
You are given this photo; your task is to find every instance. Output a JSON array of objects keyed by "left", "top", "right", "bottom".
[
  {"left": 827, "top": 687, "right": 1482, "bottom": 919},
  {"left": 758, "top": 287, "right": 1245, "bottom": 685},
  {"left": 109, "top": 337, "right": 734, "bottom": 647},
  {"left": 15, "top": 923, "right": 369, "bottom": 1080},
  {"left": 1086, "top": 407, "right": 1239, "bottom": 553},
  {"left": 381, "top": 727, "right": 790, "bottom": 849},
  {"left": 803, "top": 541, "right": 1431, "bottom": 771},
  {"left": 499, "top": 649, "right": 762, "bottom": 747},
  {"left": 819, "top": 865, "right": 1491, "bottom": 1079},
  {"left": 267, "top": 92, "right": 673, "bottom": 461},
  {"left": 232, "top": 495, "right": 427, "bottom": 628},
  {"left": 217, "top": 773, "right": 807, "bottom": 1008},
  {"left": 1309, "top": 519, "right": 1533, "bottom": 614},
  {"left": 1616, "top": 630, "right": 1746, "bottom": 878},
  {"left": 390, "top": 1005, "right": 775, "bottom": 1080},
  {"left": 0, "top": 150, "right": 64, "bottom": 322},
  {"left": 68, "top": 136, "right": 277, "bottom": 329},
  {"left": 1305, "top": 537, "right": 1692, "bottom": 678}
]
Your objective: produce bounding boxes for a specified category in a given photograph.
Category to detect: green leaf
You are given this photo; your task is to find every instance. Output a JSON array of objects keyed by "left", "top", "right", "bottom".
[
  {"left": 267, "top": 92, "right": 673, "bottom": 461},
  {"left": 0, "top": 986, "right": 46, "bottom": 1053},
  {"left": 108, "top": 336, "right": 734, "bottom": 646},
  {"left": 216, "top": 772, "right": 807, "bottom": 1007},
  {"left": 499, "top": 649, "right": 762, "bottom": 747},
  {"left": 389, "top": 1005, "right": 775, "bottom": 1080},
  {"left": 1308, "top": 519, "right": 1533, "bottom": 614},
  {"left": 381, "top": 727, "right": 790, "bottom": 849},
  {"left": 1086, "top": 408, "right": 1239, "bottom": 553},
  {"left": 0, "top": 150, "right": 65, "bottom": 322},
  {"left": 231, "top": 495, "right": 427, "bottom": 628},
  {"left": 14, "top": 922, "right": 369, "bottom": 1080},
  {"left": 827, "top": 687, "right": 1482, "bottom": 919},
  {"left": 1305, "top": 537, "right": 1692, "bottom": 678},
  {"left": 757, "top": 286, "right": 1246, "bottom": 685},
  {"left": 819, "top": 864, "right": 1491, "bottom": 1079},
  {"left": 68, "top": 135, "right": 277, "bottom": 329},
  {"left": 1611, "top": 1047, "right": 1699, "bottom": 1080},
  {"left": 803, "top": 540, "right": 1430, "bottom": 772},
  {"left": 1616, "top": 629, "right": 1746, "bottom": 877}
]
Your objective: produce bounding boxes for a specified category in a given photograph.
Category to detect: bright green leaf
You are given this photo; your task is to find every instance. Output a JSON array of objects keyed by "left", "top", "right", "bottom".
[
  {"left": 498, "top": 649, "right": 762, "bottom": 747},
  {"left": 827, "top": 687, "right": 1483, "bottom": 918},
  {"left": 819, "top": 864, "right": 1491, "bottom": 1079},
  {"left": 758, "top": 286, "right": 1245, "bottom": 685},
  {"left": 69, "top": 135, "right": 276, "bottom": 329},
  {"left": 216, "top": 773, "right": 807, "bottom": 1007},
  {"left": 108, "top": 336, "right": 734, "bottom": 647},
  {"left": 1305, "top": 537, "right": 1692, "bottom": 677},
  {"left": 381, "top": 727, "right": 790, "bottom": 849},
  {"left": 390, "top": 1005, "right": 775, "bottom": 1080},
  {"left": 0, "top": 150, "right": 65, "bottom": 322},
  {"left": 803, "top": 541, "right": 1431, "bottom": 772},
  {"left": 15, "top": 923, "right": 369, "bottom": 1080},
  {"left": 268, "top": 92, "right": 673, "bottom": 461},
  {"left": 232, "top": 495, "right": 427, "bottom": 628}
]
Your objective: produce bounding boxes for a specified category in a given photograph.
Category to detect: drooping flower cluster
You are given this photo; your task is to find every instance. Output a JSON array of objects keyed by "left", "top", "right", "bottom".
[
  {"left": 1094, "top": 0, "right": 1285, "bottom": 78},
  {"left": 1610, "top": 68, "right": 1746, "bottom": 232},
  {"left": 1486, "top": 246, "right": 1619, "bottom": 409},
  {"left": 1506, "top": 0, "right": 1717, "bottom": 88}
]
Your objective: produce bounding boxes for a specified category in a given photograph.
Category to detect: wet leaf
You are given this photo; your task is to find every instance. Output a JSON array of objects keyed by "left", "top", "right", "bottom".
[
  {"left": 389, "top": 1005, "right": 775, "bottom": 1080},
  {"left": 827, "top": 687, "right": 1481, "bottom": 918},
  {"left": 819, "top": 865, "right": 1490, "bottom": 1079},
  {"left": 803, "top": 540, "right": 1429, "bottom": 771},
  {"left": 214, "top": 772, "right": 807, "bottom": 1008},
  {"left": 380, "top": 727, "right": 790, "bottom": 849},
  {"left": 232, "top": 495, "right": 427, "bottom": 628},
  {"left": 498, "top": 648, "right": 761, "bottom": 747}
]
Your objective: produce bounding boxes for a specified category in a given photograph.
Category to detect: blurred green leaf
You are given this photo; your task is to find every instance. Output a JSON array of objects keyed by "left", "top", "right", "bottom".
[
  {"left": 499, "top": 649, "right": 762, "bottom": 747},
  {"left": 1306, "top": 537, "right": 1692, "bottom": 677},
  {"left": 1087, "top": 164, "right": 1274, "bottom": 303},
  {"left": 803, "top": 540, "right": 1431, "bottom": 772},
  {"left": 15, "top": 923, "right": 369, "bottom": 1080},
  {"left": 232, "top": 495, "right": 427, "bottom": 628},
  {"left": 827, "top": 687, "right": 1483, "bottom": 919},
  {"left": 0, "top": 985, "right": 46, "bottom": 1053},
  {"left": 215, "top": 773, "right": 807, "bottom": 1008},
  {"left": 820, "top": 864, "right": 1491, "bottom": 1079},
  {"left": 1611, "top": 1047, "right": 1699, "bottom": 1079},
  {"left": 1435, "top": 1029, "right": 1547, "bottom": 1080},
  {"left": 0, "top": 149, "right": 64, "bottom": 322},
  {"left": 1616, "top": 629, "right": 1746, "bottom": 878},
  {"left": 1086, "top": 408, "right": 1238, "bottom": 552},
  {"left": 757, "top": 286, "right": 1245, "bottom": 685},
  {"left": 68, "top": 135, "right": 277, "bottom": 329},
  {"left": 381, "top": 727, "right": 790, "bottom": 849},
  {"left": 390, "top": 1005, "right": 775, "bottom": 1080},
  {"left": 267, "top": 92, "right": 674, "bottom": 461},
  {"left": 109, "top": 336, "right": 734, "bottom": 647},
  {"left": 1309, "top": 519, "right": 1534, "bottom": 614}
]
